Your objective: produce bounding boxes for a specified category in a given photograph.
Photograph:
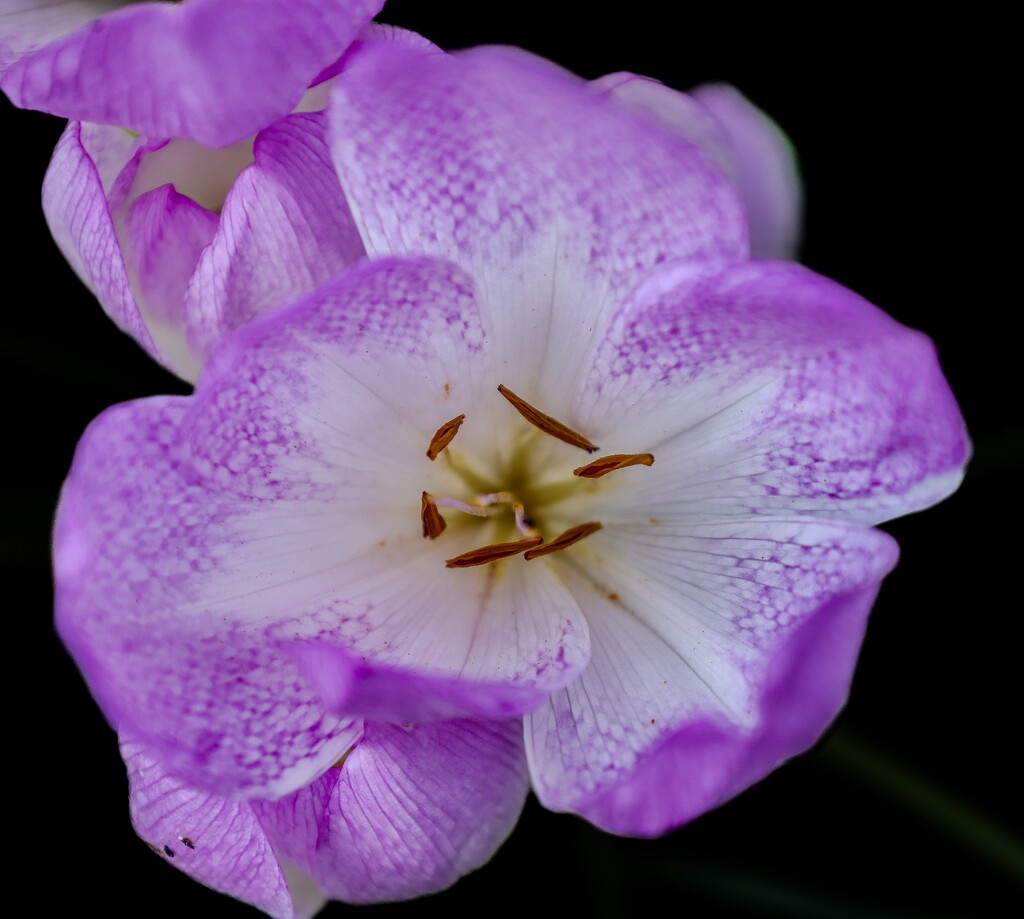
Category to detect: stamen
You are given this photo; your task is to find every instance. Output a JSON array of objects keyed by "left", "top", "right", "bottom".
[
  {"left": 524, "top": 522, "right": 603, "bottom": 560},
  {"left": 513, "top": 502, "right": 540, "bottom": 537},
  {"left": 446, "top": 535, "right": 544, "bottom": 568},
  {"left": 497, "top": 384, "right": 598, "bottom": 453},
  {"left": 573, "top": 452, "right": 655, "bottom": 478},
  {"left": 426, "top": 414, "right": 466, "bottom": 460},
  {"left": 435, "top": 496, "right": 491, "bottom": 517},
  {"left": 421, "top": 492, "right": 447, "bottom": 539}
]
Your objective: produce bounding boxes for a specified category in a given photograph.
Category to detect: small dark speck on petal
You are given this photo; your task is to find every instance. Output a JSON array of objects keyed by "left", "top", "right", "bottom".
[
  {"left": 163, "top": 845, "right": 175, "bottom": 858},
  {"left": 179, "top": 836, "right": 195, "bottom": 849}
]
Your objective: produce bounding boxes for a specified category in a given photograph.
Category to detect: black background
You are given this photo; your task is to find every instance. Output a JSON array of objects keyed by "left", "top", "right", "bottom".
[{"left": 3, "top": 3, "right": 1019, "bottom": 916}]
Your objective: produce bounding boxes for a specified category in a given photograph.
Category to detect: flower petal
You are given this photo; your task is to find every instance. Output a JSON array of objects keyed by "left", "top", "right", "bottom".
[
  {"left": 328, "top": 39, "right": 748, "bottom": 396},
  {"left": 122, "top": 183, "right": 217, "bottom": 380},
  {"left": 184, "top": 111, "right": 365, "bottom": 363},
  {"left": 690, "top": 83, "right": 803, "bottom": 259},
  {"left": 258, "top": 719, "right": 528, "bottom": 903},
  {"left": 2, "top": 0, "right": 383, "bottom": 145},
  {"left": 122, "top": 734, "right": 298, "bottom": 919},
  {"left": 595, "top": 75, "right": 802, "bottom": 259},
  {"left": 55, "top": 397, "right": 362, "bottom": 797},
  {"left": 41, "top": 121, "right": 155, "bottom": 361},
  {"left": 525, "top": 519, "right": 898, "bottom": 835},
  {"left": 574, "top": 260, "right": 969, "bottom": 524}
]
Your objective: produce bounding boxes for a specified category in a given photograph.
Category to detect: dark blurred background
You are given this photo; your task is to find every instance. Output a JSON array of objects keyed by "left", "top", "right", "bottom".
[{"left": 4, "top": 3, "right": 1019, "bottom": 916}]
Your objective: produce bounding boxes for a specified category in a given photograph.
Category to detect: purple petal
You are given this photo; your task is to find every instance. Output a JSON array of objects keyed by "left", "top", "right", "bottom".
[
  {"left": 574, "top": 260, "right": 969, "bottom": 524},
  {"left": 122, "top": 183, "right": 217, "bottom": 379},
  {"left": 525, "top": 520, "right": 898, "bottom": 835},
  {"left": 55, "top": 257, "right": 591, "bottom": 790},
  {"left": 2, "top": 0, "right": 383, "bottom": 145},
  {"left": 691, "top": 83, "right": 803, "bottom": 259},
  {"left": 184, "top": 111, "right": 365, "bottom": 362},
  {"left": 596, "top": 75, "right": 802, "bottom": 259},
  {"left": 328, "top": 40, "right": 748, "bottom": 392},
  {"left": 259, "top": 720, "right": 528, "bottom": 903},
  {"left": 55, "top": 397, "right": 362, "bottom": 796},
  {"left": 41, "top": 121, "right": 155, "bottom": 360},
  {"left": 122, "top": 734, "right": 300, "bottom": 919}
]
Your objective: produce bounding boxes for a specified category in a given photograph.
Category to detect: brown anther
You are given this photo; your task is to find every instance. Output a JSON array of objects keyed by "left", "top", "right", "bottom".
[
  {"left": 446, "top": 535, "right": 543, "bottom": 568},
  {"left": 573, "top": 453, "right": 655, "bottom": 478},
  {"left": 524, "top": 522, "right": 603, "bottom": 560},
  {"left": 426, "top": 413, "right": 466, "bottom": 460},
  {"left": 421, "top": 492, "right": 447, "bottom": 539},
  {"left": 497, "top": 384, "right": 598, "bottom": 453}
]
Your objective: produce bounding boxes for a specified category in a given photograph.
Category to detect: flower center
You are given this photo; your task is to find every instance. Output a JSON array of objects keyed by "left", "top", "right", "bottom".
[{"left": 420, "top": 385, "right": 654, "bottom": 568}]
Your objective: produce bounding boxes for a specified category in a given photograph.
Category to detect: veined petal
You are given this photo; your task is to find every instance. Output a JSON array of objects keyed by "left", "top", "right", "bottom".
[
  {"left": 184, "top": 111, "right": 365, "bottom": 363},
  {"left": 258, "top": 719, "right": 528, "bottom": 903},
  {"left": 596, "top": 74, "right": 802, "bottom": 259},
  {"left": 1, "top": 0, "right": 383, "bottom": 145},
  {"left": 122, "top": 734, "right": 300, "bottom": 919},
  {"left": 329, "top": 40, "right": 748, "bottom": 398},
  {"left": 525, "top": 519, "right": 898, "bottom": 835},
  {"left": 41, "top": 121, "right": 155, "bottom": 360},
  {"left": 574, "top": 260, "right": 969, "bottom": 525},
  {"left": 55, "top": 397, "right": 362, "bottom": 796},
  {"left": 122, "top": 183, "right": 217, "bottom": 380}
]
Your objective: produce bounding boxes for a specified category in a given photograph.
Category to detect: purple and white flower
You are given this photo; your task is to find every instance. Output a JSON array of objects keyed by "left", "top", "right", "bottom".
[
  {"left": 53, "top": 37, "right": 969, "bottom": 913},
  {"left": 0, "top": 0, "right": 383, "bottom": 145}
]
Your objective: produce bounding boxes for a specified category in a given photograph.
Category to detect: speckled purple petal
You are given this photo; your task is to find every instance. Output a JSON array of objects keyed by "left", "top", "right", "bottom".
[
  {"left": 525, "top": 519, "right": 897, "bottom": 835},
  {"left": 183, "top": 256, "right": 590, "bottom": 716},
  {"left": 55, "top": 257, "right": 591, "bottom": 787},
  {"left": 328, "top": 40, "right": 748, "bottom": 394},
  {"left": 41, "top": 121, "right": 155, "bottom": 359},
  {"left": 55, "top": 396, "right": 362, "bottom": 797},
  {"left": 184, "top": 111, "right": 365, "bottom": 363},
  {"left": 573, "top": 260, "right": 969, "bottom": 524},
  {"left": 595, "top": 75, "right": 802, "bottom": 259},
  {"left": 122, "top": 734, "right": 303, "bottom": 919},
  {"left": 2, "top": 0, "right": 383, "bottom": 145},
  {"left": 258, "top": 719, "right": 528, "bottom": 903}
]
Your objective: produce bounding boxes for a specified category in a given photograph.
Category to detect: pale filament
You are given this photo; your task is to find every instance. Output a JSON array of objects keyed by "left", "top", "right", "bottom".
[{"left": 420, "top": 384, "right": 653, "bottom": 566}]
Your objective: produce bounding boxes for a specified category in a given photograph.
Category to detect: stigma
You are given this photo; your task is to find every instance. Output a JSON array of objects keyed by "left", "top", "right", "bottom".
[{"left": 419, "top": 385, "right": 653, "bottom": 568}]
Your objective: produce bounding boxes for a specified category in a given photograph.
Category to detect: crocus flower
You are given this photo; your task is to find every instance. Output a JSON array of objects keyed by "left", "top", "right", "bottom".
[
  {"left": 53, "top": 38, "right": 969, "bottom": 914},
  {"left": 41, "top": 27, "right": 797, "bottom": 383},
  {"left": 0, "top": 0, "right": 383, "bottom": 145}
]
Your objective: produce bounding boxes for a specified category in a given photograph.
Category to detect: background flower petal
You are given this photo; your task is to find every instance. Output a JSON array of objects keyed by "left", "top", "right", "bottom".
[
  {"left": 526, "top": 520, "right": 898, "bottom": 835},
  {"left": 184, "top": 111, "right": 366, "bottom": 363},
  {"left": 122, "top": 734, "right": 303, "bottom": 919},
  {"left": 41, "top": 121, "right": 156, "bottom": 362},
  {"left": 122, "top": 182, "right": 217, "bottom": 380},
  {"left": 575, "top": 259, "right": 969, "bottom": 524},
  {"left": 1, "top": 0, "right": 383, "bottom": 145}
]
